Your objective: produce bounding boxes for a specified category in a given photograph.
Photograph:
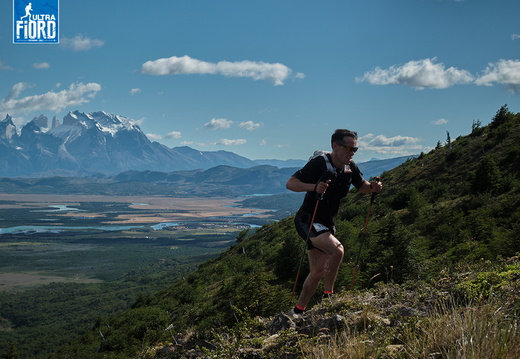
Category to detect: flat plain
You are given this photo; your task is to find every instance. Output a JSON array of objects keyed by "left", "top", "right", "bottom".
[
  {"left": 0, "top": 193, "right": 267, "bottom": 222},
  {"left": 0, "top": 193, "right": 272, "bottom": 292}
]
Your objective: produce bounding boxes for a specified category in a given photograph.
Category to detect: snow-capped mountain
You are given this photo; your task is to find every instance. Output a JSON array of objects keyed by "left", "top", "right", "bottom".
[
  {"left": 0, "top": 114, "right": 18, "bottom": 144},
  {"left": 0, "top": 110, "right": 256, "bottom": 177}
]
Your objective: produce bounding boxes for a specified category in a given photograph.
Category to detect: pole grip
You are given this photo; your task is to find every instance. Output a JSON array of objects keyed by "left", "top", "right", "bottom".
[
  {"left": 370, "top": 176, "right": 381, "bottom": 203},
  {"left": 316, "top": 171, "right": 333, "bottom": 201}
]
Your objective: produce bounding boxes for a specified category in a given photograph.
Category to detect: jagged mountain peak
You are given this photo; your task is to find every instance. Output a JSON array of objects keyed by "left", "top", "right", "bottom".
[
  {"left": 21, "top": 120, "right": 43, "bottom": 134},
  {"left": 0, "top": 114, "right": 18, "bottom": 142},
  {"left": 52, "top": 115, "right": 60, "bottom": 128},
  {"left": 62, "top": 110, "right": 88, "bottom": 126},
  {"left": 2, "top": 114, "right": 14, "bottom": 124},
  {"left": 31, "top": 114, "right": 49, "bottom": 130},
  {"left": 61, "top": 110, "right": 141, "bottom": 136}
]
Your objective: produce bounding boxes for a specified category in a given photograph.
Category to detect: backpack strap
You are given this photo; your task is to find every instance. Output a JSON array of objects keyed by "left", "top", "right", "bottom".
[
  {"left": 309, "top": 150, "right": 349, "bottom": 173},
  {"left": 322, "top": 153, "right": 335, "bottom": 173}
]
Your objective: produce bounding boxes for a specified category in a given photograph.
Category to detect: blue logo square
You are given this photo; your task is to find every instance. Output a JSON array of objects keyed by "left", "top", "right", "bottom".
[{"left": 13, "top": 0, "right": 59, "bottom": 44}]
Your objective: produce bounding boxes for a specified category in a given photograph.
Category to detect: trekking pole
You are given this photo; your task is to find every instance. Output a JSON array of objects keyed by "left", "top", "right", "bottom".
[
  {"left": 350, "top": 176, "right": 380, "bottom": 291},
  {"left": 290, "top": 199, "right": 319, "bottom": 303},
  {"left": 290, "top": 175, "right": 329, "bottom": 304}
]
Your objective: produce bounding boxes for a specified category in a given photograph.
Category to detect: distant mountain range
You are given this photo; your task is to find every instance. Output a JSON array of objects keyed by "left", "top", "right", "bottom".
[
  {"left": 0, "top": 111, "right": 257, "bottom": 177},
  {"left": 0, "top": 158, "right": 415, "bottom": 199},
  {"left": 0, "top": 165, "right": 297, "bottom": 197},
  {"left": 0, "top": 110, "right": 416, "bottom": 178}
]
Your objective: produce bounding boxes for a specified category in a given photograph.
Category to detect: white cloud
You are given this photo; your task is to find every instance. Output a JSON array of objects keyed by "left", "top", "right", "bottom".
[
  {"left": 132, "top": 117, "right": 145, "bottom": 126},
  {"left": 359, "top": 133, "right": 423, "bottom": 155},
  {"left": 141, "top": 55, "right": 295, "bottom": 86},
  {"left": 364, "top": 134, "right": 421, "bottom": 147},
  {"left": 512, "top": 34, "right": 520, "bottom": 40},
  {"left": 179, "top": 137, "right": 252, "bottom": 146},
  {"left": 6, "top": 82, "right": 33, "bottom": 101},
  {"left": 204, "top": 118, "right": 233, "bottom": 130},
  {"left": 32, "top": 62, "right": 50, "bottom": 69},
  {"left": 180, "top": 140, "right": 207, "bottom": 147},
  {"left": 259, "top": 139, "right": 267, "bottom": 146},
  {"left": 0, "top": 82, "right": 102, "bottom": 113},
  {"left": 130, "top": 88, "right": 141, "bottom": 95},
  {"left": 60, "top": 35, "right": 105, "bottom": 51},
  {"left": 166, "top": 131, "right": 182, "bottom": 139},
  {"left": 146, "top": 133, "right": 162, "bottom": 140},
  {"left": 432, "top": 118, "right": 448, "bottom": 125},
  {"left": 356, "top": 58, "right": 473, "bottom": 89},
  {"left": 0, "top": 61, "right": 13, "bottom": 71},
  {"left": 217, "top": 138, "right": 246, "bottom": 146},
  {"left": 475, "top": 59, "right": 520, "bottom": 94},
  {"left": 238, "top": 121, "right": 261, "bottom": 131}
]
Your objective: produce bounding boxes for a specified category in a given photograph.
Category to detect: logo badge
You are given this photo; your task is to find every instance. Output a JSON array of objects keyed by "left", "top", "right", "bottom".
[{"left": 13, "top": 0, "right": 59, "bottom": 44}]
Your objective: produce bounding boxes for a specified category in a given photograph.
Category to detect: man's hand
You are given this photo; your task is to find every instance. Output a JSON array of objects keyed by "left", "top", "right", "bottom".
[
  {"left": 315, "top": 179, "right": 331, "bottom": 194},
  {"left": 370, "top": 179, "right": 383, "bottom": 193}
]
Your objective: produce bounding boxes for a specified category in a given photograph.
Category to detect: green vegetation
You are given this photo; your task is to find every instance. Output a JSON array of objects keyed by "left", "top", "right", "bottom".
[
  {"left": 0, "top": 226, "right": 242, "bottom": 358},
  {"left": 2, "top": 106, "right": 519, "bottom": 358}
]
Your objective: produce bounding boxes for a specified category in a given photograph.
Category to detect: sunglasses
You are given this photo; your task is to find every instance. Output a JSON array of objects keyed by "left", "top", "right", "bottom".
[{"left": 336, "top": 142, "right": 359, "bottom": 153}]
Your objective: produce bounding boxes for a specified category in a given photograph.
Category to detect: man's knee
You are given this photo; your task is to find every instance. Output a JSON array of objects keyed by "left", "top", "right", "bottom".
[
  {"left": 329, "top": 236, "right": 344, "bottom": 257},
  {"left": 331, "top": 245, "right": 344, "bottom": 262},
  {"left": 309, "top": 267, "right": 325, "bottom": 280}
]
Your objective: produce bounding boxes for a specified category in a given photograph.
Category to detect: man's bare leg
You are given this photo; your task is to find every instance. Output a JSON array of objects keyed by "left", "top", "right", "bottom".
[
  {"left": 311, "top": 232, "right": 344, "bottom": 292},
  {"left": 295, "top": 232, "right": 344, "bottom": 309},
  {"left": 296, "top": 247, "right": 328, "bottom": 309}
]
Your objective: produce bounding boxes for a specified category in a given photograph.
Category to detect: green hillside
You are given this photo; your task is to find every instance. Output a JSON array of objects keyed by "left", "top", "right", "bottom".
[{"left": 8, "top": 106, "right": 520, "bottom": 359}]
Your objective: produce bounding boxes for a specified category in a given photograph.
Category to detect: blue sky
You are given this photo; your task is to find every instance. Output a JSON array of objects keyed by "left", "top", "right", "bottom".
[{"left": 1, "top": 0, "right": 519, "bottom": 162}]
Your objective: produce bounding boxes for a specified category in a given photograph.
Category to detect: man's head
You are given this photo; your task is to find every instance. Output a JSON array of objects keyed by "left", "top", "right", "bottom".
[
  {"left": 331, "top": 129, "right": 357, "bottom": 148},
  {"left": 330, "top": 129, "right": 358, "bottom": 168}
]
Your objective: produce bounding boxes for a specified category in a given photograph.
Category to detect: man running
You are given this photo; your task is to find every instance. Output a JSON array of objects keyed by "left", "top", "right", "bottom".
[
  {"left": 286, "top": 129, "right": 382, "bottom": 315},
  {"left": 21, "top": 3, "right": 33, "bottom": 20}
]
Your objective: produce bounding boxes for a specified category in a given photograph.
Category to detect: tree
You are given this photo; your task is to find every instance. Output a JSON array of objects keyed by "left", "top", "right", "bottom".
[
  {"left": 490, "top": 105, "right": 512, "bottom": 129},
  {"left": 235, "top": 228, "right": 251, "bottom": 243},
  {"left": 470, "top": 155, "right": 501, "bottom": 194},
  {"left": 471, "top": 119, "right": 483, "bottom": 135}
]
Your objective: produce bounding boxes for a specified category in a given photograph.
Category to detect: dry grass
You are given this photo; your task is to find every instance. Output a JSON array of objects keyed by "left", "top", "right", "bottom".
[
  {"left": 300, "top": 297, "right": 519, "bottom": 359},
  {"left": 401, "top": 299, "right": 519, "bottom": 359}
]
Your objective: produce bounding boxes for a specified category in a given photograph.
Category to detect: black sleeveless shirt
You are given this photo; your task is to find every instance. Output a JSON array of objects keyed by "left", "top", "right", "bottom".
[{"left": 293, "top": 154, "right": 364, "bottom": 227}]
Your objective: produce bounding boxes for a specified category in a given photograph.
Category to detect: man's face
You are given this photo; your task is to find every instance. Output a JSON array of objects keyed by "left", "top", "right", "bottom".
[{"left": 334, "top": 136, "right": 358, "bottom": 165}]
